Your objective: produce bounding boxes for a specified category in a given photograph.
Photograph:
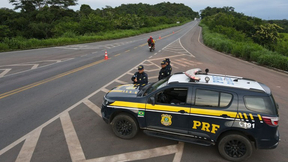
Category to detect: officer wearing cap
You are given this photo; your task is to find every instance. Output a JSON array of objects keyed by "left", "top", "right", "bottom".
[
  {"left": 158, "top": 60, "right": 170, "bottom": 80},
  {"left": 131, "top": 65, "right": 148, "bottom": 86},
  {"left": 165, "top": 58, "right": 172, "bottom": 74}
]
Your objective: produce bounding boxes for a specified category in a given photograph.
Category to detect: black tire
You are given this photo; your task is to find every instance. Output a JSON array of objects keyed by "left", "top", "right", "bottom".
[
  {"left": 218, "top": 133, "right": 253, "bottom": 162},
  {"left": 111, "top": 113, "right": 139, "bottom": 139},
  {"left": 150, "top": 47, "right": 152, "bottom": 52}
]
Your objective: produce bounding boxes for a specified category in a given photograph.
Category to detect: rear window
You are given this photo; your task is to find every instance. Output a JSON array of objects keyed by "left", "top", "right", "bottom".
[{"left": 244, "top": 96, "right": 276, "bottom": 115}]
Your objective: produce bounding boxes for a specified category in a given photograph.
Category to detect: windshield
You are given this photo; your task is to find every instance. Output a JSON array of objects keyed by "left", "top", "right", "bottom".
[{"left": 143, "top": 78, "right": 169, "bottom": 96}]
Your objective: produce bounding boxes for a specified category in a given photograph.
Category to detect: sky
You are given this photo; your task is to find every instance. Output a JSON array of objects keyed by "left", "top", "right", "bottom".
[{"left": 1, "top": 0, "right": 287, "bottom": 20}]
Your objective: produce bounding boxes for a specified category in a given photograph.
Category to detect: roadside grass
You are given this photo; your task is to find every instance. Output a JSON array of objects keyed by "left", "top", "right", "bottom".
[
  {"left": 200, "top": 23, "right": 288, "bottom": 71},
  {"left": 0, "top": 22, "right": 188, "bottom": 52}
]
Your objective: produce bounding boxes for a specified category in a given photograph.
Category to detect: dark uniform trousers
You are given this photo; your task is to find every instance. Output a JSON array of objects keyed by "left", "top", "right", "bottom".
[
  {"left": 131, "top": 72, "right": 148, "bottom": 86},
  {"left": 158, "top": 67, "right": 170, "bottom": 80}
]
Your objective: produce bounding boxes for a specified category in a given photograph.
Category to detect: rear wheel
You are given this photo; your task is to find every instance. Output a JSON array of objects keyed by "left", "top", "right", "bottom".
[
  {"left": 218, "top": 133, "right": 253, "bottom": 161},
  {"left": 111, "top": 113, "right": 139, "bottom": 139}
]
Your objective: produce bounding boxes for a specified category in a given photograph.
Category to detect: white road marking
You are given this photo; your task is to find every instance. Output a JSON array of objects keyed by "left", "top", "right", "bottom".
[
  {"left": 148, "top": 54, "right": 187, "bottom": 61},
  {"left": 170, "top": 63, "right": 179, "bottom": 69},
  {"left": 174, "top": 60, "right": 192, "bottom": 66},
  {"left": 0, "top": 59, "right": 149, "bottom": 157},
  {"left": 85, "top": 144, "right": 178, "bottom": 162},
  {"left": 145, "top": 69, "right": 159, "bottom": 72},
  {"left": 0, "top": 69, "right": 11, "bottom": 78},
  {"left": 31, "top": 64, "right": 39, "bottom": 69},
  {"left": 149, "top": 76, "right": 159, "bottom": 79},
  {"left": 149, "top": 56, "right": 152, "bottom": 58},
  {"left": 179, "top": 39, "right": 195, "bottom": 57},
  {"left": 115, "top": 79, "right": 128, "bottom": 84},
  {"left": 60, "top": 113, "right": 86, "bottom": 162},
  {"left": 101, "top": 88, "right": 110, "bottom": 93},
  {"left": 172, "top": 142, "right": 185, "bottom": 162},
  {"left": 170, "top": 61, "right": 187, "bottom": 67},
  {"left": 83, "top": 99, "right": 101, "bottom": 117},
  {"left": 154, "top": 53, "right": 157, "bottom": 55},
  {"left": 15, "top": 128, "right": 42, "bottom": 162},
  {"left": 147, "top": 60, "right": 161, "bottom": 68},
  {"left": 127, "top": 72, "right": 134, "bottom": 75}
]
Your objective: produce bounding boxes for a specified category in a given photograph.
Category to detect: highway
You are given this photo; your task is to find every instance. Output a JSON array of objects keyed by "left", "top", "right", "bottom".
[{"left": 0, "top": 21, "right": 287, "bottom": 162}]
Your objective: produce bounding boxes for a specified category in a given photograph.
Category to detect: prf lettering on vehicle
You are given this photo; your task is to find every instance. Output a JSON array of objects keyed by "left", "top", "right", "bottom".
[{"left": 192, "top": 120, "right": 220, "bottom": 134}]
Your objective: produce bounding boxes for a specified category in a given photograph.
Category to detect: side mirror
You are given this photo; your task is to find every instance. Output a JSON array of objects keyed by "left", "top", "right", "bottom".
[{"left": 150, "top": 97, "right": 155, "bottom": 106}]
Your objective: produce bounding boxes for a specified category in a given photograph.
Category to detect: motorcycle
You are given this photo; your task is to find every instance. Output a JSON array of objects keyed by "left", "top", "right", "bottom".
[{"left": 148, "top": 43, "right": 155, "bottom": 52}]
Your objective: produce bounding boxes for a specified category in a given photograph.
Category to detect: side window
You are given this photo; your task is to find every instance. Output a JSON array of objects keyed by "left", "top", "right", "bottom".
[
  {"left": 156, "top": 87, "right": 188, "bottom": 105},
  {"left": 195, "top": 89, "right": 232, "bottom": 108},
  {"left": 195, "top": 89, "right": 218, "bottom": 107},
  {"left": 244, "top": 96, "right": 275, "bottom": 114},
  {"left": 220, "top": 93, "right": 233, "bottom": 107}
]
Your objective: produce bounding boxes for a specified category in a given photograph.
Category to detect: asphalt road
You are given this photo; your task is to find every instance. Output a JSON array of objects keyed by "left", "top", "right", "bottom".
[{"left": 0, "top": 21, "right": 287, "bottom": 162}]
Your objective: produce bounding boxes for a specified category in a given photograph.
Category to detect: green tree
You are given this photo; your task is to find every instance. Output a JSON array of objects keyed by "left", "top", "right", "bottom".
[{"left": 253, "top": 23, "right": 283, "bottom": 49}]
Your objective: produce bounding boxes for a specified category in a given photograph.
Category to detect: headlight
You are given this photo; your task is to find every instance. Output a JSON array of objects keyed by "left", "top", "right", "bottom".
[{"left": 103, "top": 97, "right": 114, "bottom": 106}]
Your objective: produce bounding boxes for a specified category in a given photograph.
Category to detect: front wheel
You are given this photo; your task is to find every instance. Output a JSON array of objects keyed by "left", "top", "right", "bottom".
[
  {"left": 149, "top": 47, "right": 152, "bottom": 52},
  {"left": 218, "top": 133, "right": 253, "bottom": 161},
  {"left": 111, "top": 113, "right": 139, "bottom": 139}
]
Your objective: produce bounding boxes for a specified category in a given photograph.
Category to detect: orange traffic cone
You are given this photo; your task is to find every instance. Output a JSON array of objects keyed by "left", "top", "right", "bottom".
[
  {"left": 159, "top": 36, "right": 161, "bottom": 39},
  {"left": 104, "top": 50, "right": 109, "bottom": 60}
]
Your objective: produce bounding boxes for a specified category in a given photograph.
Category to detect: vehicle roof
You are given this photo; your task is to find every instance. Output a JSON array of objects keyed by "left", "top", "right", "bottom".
[{"left": 168, "top": 69, "right": 267, "bottom": 93}]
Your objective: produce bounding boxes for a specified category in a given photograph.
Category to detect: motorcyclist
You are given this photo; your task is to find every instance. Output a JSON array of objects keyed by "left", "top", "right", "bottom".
[{"left": 147, "top": 36, "right": 155, "bottom": 50}]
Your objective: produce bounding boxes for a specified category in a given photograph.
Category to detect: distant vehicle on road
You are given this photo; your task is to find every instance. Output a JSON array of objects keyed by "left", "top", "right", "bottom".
[{"left": 101, "top": 68, "right": 280, "bottom": 161}]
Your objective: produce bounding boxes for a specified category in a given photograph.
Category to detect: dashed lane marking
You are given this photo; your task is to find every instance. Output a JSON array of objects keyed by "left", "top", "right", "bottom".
[
  {"left": 60, "top": 112, "right": 86, "bottom": 162},
  {"left": 0, "top": 59, "right": 106, "bottom": 100},
  {"left": 149, "top": 56, "right": 152, "bottom": 58},
  {"left": 125, "top": 50, "right": 130, "bottom": 52},
  {"left": 0, "top": 59, "right": 149, "bottom": 159}
]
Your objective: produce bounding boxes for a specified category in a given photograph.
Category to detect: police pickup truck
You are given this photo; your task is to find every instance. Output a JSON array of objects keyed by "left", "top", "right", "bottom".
[{"left": 101, "top": 68, "right": 279, "bottom": 161}]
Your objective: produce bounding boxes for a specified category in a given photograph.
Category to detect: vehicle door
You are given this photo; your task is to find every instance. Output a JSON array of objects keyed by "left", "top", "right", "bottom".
[
  {"left": 145, "top": 86, "right": 192, "bottom": 134},
  {"left": 188, "top": 87, "right": 238, "bottom": 142}
]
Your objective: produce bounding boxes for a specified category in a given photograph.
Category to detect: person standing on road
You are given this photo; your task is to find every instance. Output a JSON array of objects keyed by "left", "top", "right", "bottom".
[
  {"left": 165, "top": 58, "right": 172, "bottom": 74},
  {"left": 131, "top": 65, "right": 148, "bottom": 86},
  {"left": 158, "top": 61, "right": 170, "bottom": 80}
]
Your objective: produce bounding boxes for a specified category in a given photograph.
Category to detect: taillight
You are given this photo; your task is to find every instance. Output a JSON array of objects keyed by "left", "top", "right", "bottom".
[{"left": 262, "top": 116, "right": 279, "bottom": 126}]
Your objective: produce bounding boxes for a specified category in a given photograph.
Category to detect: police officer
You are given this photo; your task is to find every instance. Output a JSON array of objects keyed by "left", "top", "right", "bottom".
[
  {"left": 131, "top": 65, "right": 148, "bottom": 86},
  {"left": 158, "top": 60, "right": 170, "bottom": 80},
  {"left": 165, "top": 58, "right": 172, "bottom": 74}
]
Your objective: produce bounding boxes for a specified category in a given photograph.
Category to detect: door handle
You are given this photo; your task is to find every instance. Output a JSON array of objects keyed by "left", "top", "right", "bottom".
[
  {"left": 178, "top": 110, "right": 187, "bottom": 113},
  {"left": 221, "top": 114, "right": 229, "bottom": 118}
]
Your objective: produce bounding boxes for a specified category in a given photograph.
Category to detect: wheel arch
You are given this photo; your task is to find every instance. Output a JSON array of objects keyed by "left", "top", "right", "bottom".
[{"left": 216, "top": 129, "right": 257, "bottom": 148}]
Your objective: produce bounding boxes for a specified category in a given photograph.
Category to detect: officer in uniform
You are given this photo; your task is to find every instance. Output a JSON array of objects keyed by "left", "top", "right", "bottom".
[
  {"left": 165, "top": 58, "right": 172, "bottom": 74},
  {"left": 131, "top": 65, "right": 148, "bottom": 87},
  {"left": 158, "top": 60, "right": 170, "bottom": 80}
]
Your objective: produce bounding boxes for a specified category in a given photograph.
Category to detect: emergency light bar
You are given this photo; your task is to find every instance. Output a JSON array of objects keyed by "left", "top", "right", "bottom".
[{"left": 185, "top": 68, "right": 201, "bottom": 81}]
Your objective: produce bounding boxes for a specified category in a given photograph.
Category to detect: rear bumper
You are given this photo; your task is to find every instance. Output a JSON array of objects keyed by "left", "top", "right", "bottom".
[{"left": 256, "top": 130, "right": 280, "bottom": 149}]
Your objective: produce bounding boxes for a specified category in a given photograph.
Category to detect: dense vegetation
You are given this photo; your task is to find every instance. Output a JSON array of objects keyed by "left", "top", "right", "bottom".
[
  {"left": 200, "top": 7, "right": 288, "bottom": 71},
  {"left": 0, "top": 0, "right": 198, "bottom": 51}
]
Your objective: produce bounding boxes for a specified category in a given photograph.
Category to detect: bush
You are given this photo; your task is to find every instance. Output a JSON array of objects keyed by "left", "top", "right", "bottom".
[
  {"left": 0, "top": 43, "right": 9, "bottom": 51},
  {"left": 200, "top": 22, "right": 288, "bottom": 71}
]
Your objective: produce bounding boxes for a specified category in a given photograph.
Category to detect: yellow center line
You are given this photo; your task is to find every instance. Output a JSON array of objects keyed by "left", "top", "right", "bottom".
[
  {"left": 114, "top": 54, "right": 121, "bottom": 57},
  {"left": 0, "top": 59, "right": 106, "bottom": 100},
  {"left": 125, "top": 50, "right": 130, "bottom": 52}
]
